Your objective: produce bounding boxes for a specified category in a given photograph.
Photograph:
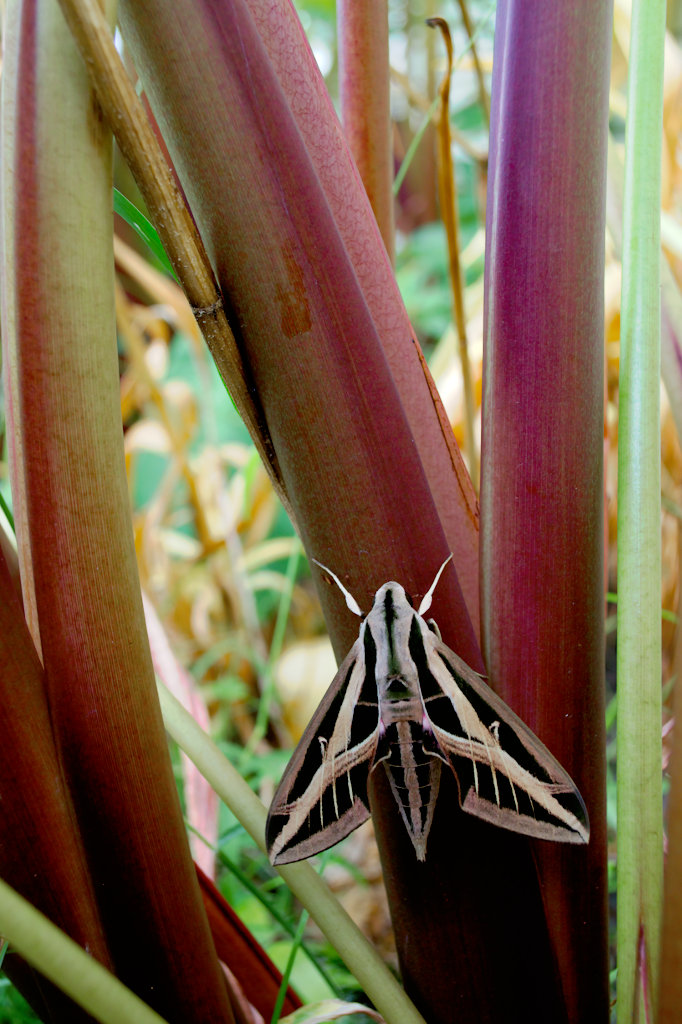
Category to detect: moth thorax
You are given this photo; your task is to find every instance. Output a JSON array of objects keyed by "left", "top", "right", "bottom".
[{"left": 385, "top": 676, "right": 411, "bottom": 701}]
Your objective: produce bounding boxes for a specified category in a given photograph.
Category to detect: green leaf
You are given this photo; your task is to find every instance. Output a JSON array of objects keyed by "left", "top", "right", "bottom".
[
  {"left": 113, "top": 188, "right": 176, "bottom": 279},
  {"left": 280, "top": 1000, "right": 384, "bottom": 1024}
]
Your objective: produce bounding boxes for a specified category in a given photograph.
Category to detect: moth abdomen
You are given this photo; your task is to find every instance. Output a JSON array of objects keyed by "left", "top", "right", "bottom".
[{"left": 373, "top": 719, "right": 443, "bottom": 858}]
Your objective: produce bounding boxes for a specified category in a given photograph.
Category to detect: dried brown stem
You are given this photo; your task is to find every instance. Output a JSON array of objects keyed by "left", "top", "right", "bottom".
[{"left": 427, "top": 16, "right": 479, "bottom": 490}]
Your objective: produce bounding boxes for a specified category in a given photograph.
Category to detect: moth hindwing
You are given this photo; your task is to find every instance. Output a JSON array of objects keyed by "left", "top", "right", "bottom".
[{"left": 266, "top": 559, "right": 589, "bottom": 864}]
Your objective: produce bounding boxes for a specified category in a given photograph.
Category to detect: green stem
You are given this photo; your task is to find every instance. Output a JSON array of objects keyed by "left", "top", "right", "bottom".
[
  {"left": 270, "top": 909, "right": 308, "bottom": 1024},
  {"left": 0, "top": 877, "right": 168, "bottom": 1024},
  {"left": 248, "top": 544, "right": 302, "bottom": 753},
  {"left": 157, "top": 680, "right": 427, "bottom": 1024},
  {"left": 187, "top": 823, "right": 341, "bottom": 997},
  {"left": 616, "top": 0, "right": 666, "bottom": 1020}
]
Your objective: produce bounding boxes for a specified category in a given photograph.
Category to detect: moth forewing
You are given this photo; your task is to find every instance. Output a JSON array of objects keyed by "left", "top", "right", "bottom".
[
  {"left": 421, "top": 630, "right": 590, "bottom": 844},
  {"left": 266, "top": 636, "right": 380, "bottom": 865}
]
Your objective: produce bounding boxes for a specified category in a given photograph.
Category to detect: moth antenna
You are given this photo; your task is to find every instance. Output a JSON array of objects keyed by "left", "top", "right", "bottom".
[
  {"left": 312, "top": 559, "right": 363, "bottom": 616},
  {"left": 418, "top": 554, "right": 453, "bottom": 616}
]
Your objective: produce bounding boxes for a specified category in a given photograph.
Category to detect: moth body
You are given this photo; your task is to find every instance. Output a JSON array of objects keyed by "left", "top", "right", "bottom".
[
  {"left": 376, "top": 719, "right": 442, "bottom": 861},
  {"left": 266, "top": 560, "right": 590, "bottom": 865},
  {"left": 365, "top": 582, "right": 444, "bottom": 859}
]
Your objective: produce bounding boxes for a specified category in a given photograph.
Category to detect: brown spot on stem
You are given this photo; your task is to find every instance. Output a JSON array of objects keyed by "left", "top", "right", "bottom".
[{"left": 275, "top": 240, "right": 311, "bottom": 338}]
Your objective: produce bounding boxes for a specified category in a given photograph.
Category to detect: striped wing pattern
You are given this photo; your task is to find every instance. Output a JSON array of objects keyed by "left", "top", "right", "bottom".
[
  {"left": 266, "top": 567, "right": 589, "bottom": 865},
  {"left": 412, "top": 621, "right": 589, "bottom": 844},
  {"left": 266, "top": 640, "right": 380, "bottom": 864}
]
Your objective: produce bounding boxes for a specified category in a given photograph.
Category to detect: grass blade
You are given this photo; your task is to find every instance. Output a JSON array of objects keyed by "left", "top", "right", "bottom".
[{"left": 616, "top": 0, "right": 666, "bottom": 1020}]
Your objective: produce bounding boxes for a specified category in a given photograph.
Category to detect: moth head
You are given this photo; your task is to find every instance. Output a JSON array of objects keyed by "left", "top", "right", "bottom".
[{"left": 312, "top": 555, "right": 454, "bottom": 619}]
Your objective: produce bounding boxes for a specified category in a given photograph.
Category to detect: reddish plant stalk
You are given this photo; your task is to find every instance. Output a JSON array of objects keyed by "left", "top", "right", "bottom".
[
  {"left": 118, "top": 0, "right": 479, "bottom": 666},
  {"left": 481, "top": 2, "right": 611, "bottom": 1019},
  {"left": 245, "top": 0, "right": 481, "bottom": 638},
  {"left": 337, "top": 0, "right": 395, "bottom": 263},
  {"left": 0, "top": 544, "right": 113, "bottom": 1023},
  {"left": 1, "top": 2, "right": 235, "bottom": 1019},
  {"left": 195, "top": 867, "right": 301, "bottom": 1021},
  {"left": 116, "top": 1, "right": 577, "bottom": 1019}
]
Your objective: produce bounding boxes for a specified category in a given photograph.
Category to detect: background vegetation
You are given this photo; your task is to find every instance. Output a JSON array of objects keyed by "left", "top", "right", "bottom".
[{"left": 0, "top": 0, "right": 680, "bottom": 1022}]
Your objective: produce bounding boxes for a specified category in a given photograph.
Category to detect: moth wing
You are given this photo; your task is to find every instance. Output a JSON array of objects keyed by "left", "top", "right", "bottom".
[
  {"left": 419, "top": 634, "right": 589, "bottom": 844},
  {"left": 266, "top": 638, "right": 380, "bottom": 864}
]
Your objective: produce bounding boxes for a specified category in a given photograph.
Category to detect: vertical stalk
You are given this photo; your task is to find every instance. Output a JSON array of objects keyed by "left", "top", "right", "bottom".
[
  {"left": 55, "top": 0, "right": 286, "bottom": 511},
  {"left": 660, "top": 562, "right": 682, "bottom": 1020},
  {"left": 248, "top": 0, "right": 481, "bottom": 637},
  {"left": 1, "top": 1, "right": 235, "bottom": 1018},
  {"left": 0, "top": 877, "right": 168, "bottom": 1024},
  {"left": 481, "top": 2, "right": 612, "bottom": 1019},
  {"left": 616, "top": 0, "right": 666, "bottom": 1021},
  {"left": 427, "top": 16, "right": 479, "bottom": 490},
  {"left": 337, "top": 0, "right": 394, "bottom": 262},
  {"left": 454, "top": 0, "right": 490, "bottom": 124}
]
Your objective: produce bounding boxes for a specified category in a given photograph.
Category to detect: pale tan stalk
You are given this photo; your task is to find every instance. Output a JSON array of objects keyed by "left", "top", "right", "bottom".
[{"left": 57, "top": 0, "right": 289, "bottom": 514}]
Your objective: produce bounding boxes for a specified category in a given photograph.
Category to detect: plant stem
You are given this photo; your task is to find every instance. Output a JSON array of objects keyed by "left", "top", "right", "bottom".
[
  {"left": 157, "top": 680, "right": 428, "bottom": 1024},
  {"left": 338, "top": 0, "right": 394, "bottom": 262},
  {"left": 269, "top": 909, "right": 308, "bottom": 1024},
  {"left": 617, "top": 0, "right": 666, "bottom": 1020},
  {"left": 56, "top": 0, "right": 288, "bottom": 509},
  {"left": 427, "top": 16, "right": 479, "bottom": 490},
  {"left": 454, "top": 0, "right": 490, "bottom": 125},
  {"left": 249, "top": 543, "right": 302, "bottom": 752},
  {"left": 0, "top": 877, "right": 168, "bottom": 1024}
]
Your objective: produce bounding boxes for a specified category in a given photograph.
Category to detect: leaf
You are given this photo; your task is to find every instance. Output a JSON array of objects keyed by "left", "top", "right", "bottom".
[
  {"left": 114, "top": 187, "right": 176, "bottom": 279},
  {"left": 280, "top": 999, "right": 385, "bottom": 1024}
]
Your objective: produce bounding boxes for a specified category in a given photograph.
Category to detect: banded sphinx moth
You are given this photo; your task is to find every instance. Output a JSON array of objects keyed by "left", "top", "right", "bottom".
[{"left": 266, "top": 558, "right": 589, "bottom": 864}]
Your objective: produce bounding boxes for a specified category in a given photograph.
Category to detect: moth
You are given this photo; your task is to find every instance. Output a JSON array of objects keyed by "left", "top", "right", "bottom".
[{"left": 266, "top": 558, "right": 589, "bottom": 864}]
